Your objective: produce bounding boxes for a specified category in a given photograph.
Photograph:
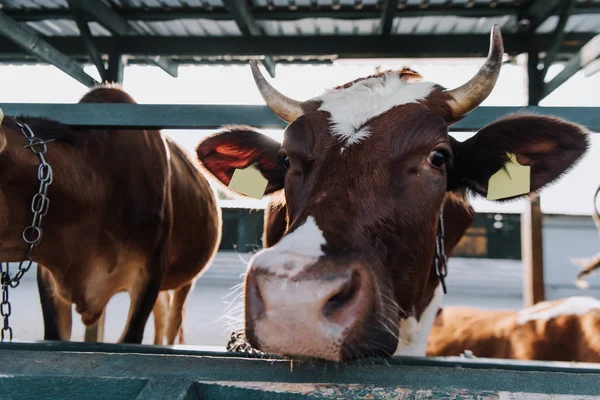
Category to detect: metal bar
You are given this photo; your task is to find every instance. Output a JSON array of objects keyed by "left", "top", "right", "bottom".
[
  {"left": 6, "top": 5, "right": 600, "bottom": 22},
  {"left": 541, "top": 0, "right": 576, "bottom": 78},
  {"left": 378, "top": 0, "right": 399, "bottom": 35},
  {"left": 542, "top": 34, "right": 600, "bottom": 99},
  {"left": 0, "top": 11, "right": 98, "bottom": 87},
  {"left": 67, "top": 0, "right": 132, "bottom": 36},
  {"left": 151, "top": 56, "right": 178, "bottom": 78},
  {"left": 0, "top": 33, "right": 594, "bottom": 59},
  {"left": 106, "top": 53, "right": 125, "bottom": 84},
  {"left": 223, "top": 0, "right": 276, "bottom": 77},
  {"left": 1, "top": 104, "right": 599, "bottom": 131},
  {"left": 67, "top": 0, "right": 108, "bottom": 82},
  {"left": 525, "top": 0, "right": 565, "bottom": 28}
]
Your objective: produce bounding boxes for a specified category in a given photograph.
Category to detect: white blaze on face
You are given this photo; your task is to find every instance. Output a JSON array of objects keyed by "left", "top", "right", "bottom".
[
  {"left": 516, "top": 296, "right": 600, "bottom": 325},
  {"left": 248, "top": 216, "right": 327, "bottom": 278},
  {"left": 394, "top": 283, "right": 444, "bottom": 357},
  {"left": 313, "top": 72, "right": 436, "bottom": 150}
]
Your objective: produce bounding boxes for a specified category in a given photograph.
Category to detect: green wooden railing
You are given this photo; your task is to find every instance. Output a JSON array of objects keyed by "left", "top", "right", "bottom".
[{"left": 1, "top": 341, "right": 600, "bottom": 399}]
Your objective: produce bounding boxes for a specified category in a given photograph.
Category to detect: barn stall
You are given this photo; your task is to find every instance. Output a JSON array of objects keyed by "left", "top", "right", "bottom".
[{"left": 0, "top": 0, "right": 600, "bottom": 398}]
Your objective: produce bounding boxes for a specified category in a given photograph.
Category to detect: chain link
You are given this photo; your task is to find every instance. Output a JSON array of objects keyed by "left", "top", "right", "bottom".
[
  {"left": 434, "top": 206, "right": 448, "bottom": 294},
  {"left": 0, "top": 119, "right": 53, "bottom": 341}
]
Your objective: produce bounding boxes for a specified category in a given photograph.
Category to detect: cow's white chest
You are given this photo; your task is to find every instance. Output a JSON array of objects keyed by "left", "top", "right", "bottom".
[
  {"left": 516, "top": 296, "right": 600, "bottom": 324},
  {"left": 394, "top": 282, "right": 444, "bottom": 357}
]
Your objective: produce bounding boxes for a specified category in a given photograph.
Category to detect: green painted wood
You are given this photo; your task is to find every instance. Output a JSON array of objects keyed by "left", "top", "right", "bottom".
[
  {"left": 136, "top": 377, "right": 198, "bottom": 400},
  {"left": 0, "top": 342, "right": 600, "bottom": 398},
  {"left": 1, "top": 104, "right": 600, "bottom": 132}
]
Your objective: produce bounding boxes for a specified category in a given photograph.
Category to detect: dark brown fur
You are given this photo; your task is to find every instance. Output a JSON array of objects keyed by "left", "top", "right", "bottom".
[{"left": 1, "top": 85, "right": 221, "bottom": 344}]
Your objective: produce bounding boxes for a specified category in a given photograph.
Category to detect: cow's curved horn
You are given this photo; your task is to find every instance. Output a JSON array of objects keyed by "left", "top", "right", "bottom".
[
  {"left": 445, "top": 25, "right": 504, "bottom": 119},
  {"left": 250, "top": 60, "right": 304, "bottom": 123}
]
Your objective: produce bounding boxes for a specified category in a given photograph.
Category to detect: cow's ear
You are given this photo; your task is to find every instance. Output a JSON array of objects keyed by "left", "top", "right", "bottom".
[
  {"left": 448, "top": 114, "right": 589, "bottom": 200},
  {"left": 196, "top": 125, "right": 286, "bottom": 197}
]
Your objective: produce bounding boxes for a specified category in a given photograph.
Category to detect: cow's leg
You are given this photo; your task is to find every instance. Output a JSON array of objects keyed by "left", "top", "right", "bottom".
[
  {"left": 37, "top": 265, "right": 72, "bottom": 341},
  {"left": 166, "top": 282, "right": 193, "bottom": 345},
  {"left": 152, "top": 291, "right": 171, "bottom": 345},
  {"left": 119, "top": 240, "right": 169, "bottom": 344},
  {"left": 83, "top": 310, "right": 105, "bottom": 342}
]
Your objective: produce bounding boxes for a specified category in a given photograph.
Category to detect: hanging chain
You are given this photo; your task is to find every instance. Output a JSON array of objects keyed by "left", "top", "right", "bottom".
[
  {"left": 434, "top": 207, "right": 448, "bottom": 294},
  {"left": 0, "top": 119, "right": 54, "bottom": 341}
]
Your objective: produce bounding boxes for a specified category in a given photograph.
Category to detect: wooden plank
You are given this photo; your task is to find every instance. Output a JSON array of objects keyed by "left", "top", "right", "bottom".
[
  {"left": 521, "top": 198, "right": 546, "bottom": 307},
  {"left": 1, "top": 104, "right": 600, "bottom": 131},
  {"left": 1, "top": 343, "right": 600, "bottom": 397}
]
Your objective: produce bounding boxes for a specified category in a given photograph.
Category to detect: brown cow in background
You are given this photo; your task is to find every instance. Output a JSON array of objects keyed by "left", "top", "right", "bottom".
[{"left": 1, "top": 85, "right": 221, "bottom": 344}]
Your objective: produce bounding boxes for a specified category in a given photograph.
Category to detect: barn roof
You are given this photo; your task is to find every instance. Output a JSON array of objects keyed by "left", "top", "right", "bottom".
[{"left": 1, "top": 0, "right": 599, "bottom": 85}]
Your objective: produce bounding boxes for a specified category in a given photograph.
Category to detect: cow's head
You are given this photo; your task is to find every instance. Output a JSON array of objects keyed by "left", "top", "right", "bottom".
[{"left": 197, "top": 26, "right": 589, "bottom": 361}]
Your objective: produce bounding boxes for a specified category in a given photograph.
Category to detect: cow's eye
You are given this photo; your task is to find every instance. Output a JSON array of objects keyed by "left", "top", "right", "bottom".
[
  {"left": 428, "top": 150, "right": 447, "bottom": 168},
  {"left": 280, "top": 154, "right": 291, "bottom": 169}
]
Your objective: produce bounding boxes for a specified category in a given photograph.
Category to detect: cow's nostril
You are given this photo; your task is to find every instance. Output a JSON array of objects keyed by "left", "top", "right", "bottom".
[
  {"left": 322, "top": 269, "right": 361, "bottom": 321},
  {"left": 246, "top": 268, "right": 265, "bottom": 321}
]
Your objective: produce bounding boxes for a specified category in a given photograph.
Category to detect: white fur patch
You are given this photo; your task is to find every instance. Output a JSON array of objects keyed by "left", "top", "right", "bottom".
[
  {"left": 248, "top": 216, "right": 326, "bottom": 277},
  {"left": 516, "top": 296, "right": 600, "bottom": 325},
  {"left": 395, "top": 282, "right": 444, "bottom": 357},
  {"left": 313, "top": 72, "right": 436, "bottom": 150}
]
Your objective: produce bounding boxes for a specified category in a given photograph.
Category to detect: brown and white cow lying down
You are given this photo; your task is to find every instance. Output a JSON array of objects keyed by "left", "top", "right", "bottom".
[
  {"left": 0, "top": 85, "right": 221, "bottom": 344},
  {"left": 427, "top": 297, "right": 600, "bottom": 362},
  {"left": 195, "top": 25, "right": 589, "bottom": 362}
]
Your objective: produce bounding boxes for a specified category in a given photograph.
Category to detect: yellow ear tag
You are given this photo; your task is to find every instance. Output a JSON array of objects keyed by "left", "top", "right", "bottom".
[
  {"left": 228, "top": 164, "right": 268, "bottom": 199},
  {"left": 486, "top": 153, "right": 531, "bottom": 201},
  {"left": 0, "top": 108, "right": 4, "bottom": 125}
]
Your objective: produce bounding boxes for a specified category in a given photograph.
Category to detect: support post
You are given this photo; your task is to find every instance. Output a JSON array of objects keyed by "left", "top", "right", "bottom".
[
  {"left": 522, "top": 48, "right": 546, "bottom": 307},
  {"left": 106, "top": 52, "right": 125, "bottom": 84}
]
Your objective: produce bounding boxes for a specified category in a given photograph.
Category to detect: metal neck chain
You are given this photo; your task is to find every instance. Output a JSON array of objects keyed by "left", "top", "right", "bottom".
[
  {"left": 0, "top": 119, "right": 54, "bottom": 341},
  {"left": 433, "top": 207, "right": 448, "bottom": 294}
]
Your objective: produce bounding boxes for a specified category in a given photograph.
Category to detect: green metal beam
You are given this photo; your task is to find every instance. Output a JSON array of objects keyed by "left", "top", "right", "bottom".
[
  {"left": 542, "top": 33, "right": 600, "bottom": 100},
  {"left": 68, "top": 0, "right": 133, "bottom": 36},
  {"left": 69, "top": 0, "right": 178, "bottom": 78},
  {"left": 378, "top": 0, "right": 399, "bottom": 35},
  {"left": 223, "top": 0, "right": 276, "bottom": 78},
  {"left": 541, "top": 0, "right": 576, "bottom": 79},
  {"left": 525, "top": 0, "right": 565, "bottom": 28},
  {"left": 0, "top": 33, "right": 593, "bottom": 59},
  {"left": 6, "top": 5, "right": 600, "bottom": 22},
  {"left": 1, "top": 103, "right": 599, "bottom": 132},
  {"left": 67, "top": 0, "right": 108, "bottom": 82},
  {"left": 106, "top": 53, "right": 125, "bottom": 84},
  {"left": 0, "top": 11, "right": 98, "bottom": 87}
]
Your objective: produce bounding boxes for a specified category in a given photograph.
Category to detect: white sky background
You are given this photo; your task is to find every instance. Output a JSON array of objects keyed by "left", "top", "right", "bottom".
[{"left": 0, "top": 57, "right": 598, "bottom": 216}]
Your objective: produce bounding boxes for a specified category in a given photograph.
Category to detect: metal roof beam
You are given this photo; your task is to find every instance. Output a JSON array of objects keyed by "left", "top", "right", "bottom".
[
  {"left": 68, "top": 0, "right": 177, "bottom": 78},
  {"left": 525, "top": 0, "right": 565, "bottom": 28},
  {"left": 378, "top": 0, "right": 399, "bottom": 35},
  {"left": 8, "top": 5, "right": 600, "bottom": 22},
  {"left": 0, "top": 33, "right": 589, "bottom": 58},
  {"left": 541, "top": 33, "right": 600, "bottom": 100},
  {"left": 0, "top": 11, "right": 97, "bottom": 87},
  {"left": 541, "top": 0, "right": 576, "bottom": 79},
  {"left": 67, "top": 0, "right": 108, "bottom": 82},
  {"left": 223, "top": 0, "right": 276, "bottom": 77}
]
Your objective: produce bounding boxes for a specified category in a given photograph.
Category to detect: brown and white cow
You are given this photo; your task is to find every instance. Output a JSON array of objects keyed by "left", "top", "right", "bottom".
[
  {"left": 427, "top": 297, "right": 600, "bottom": 362},
  {"left": 196, "top": 26, "right": 589, "bottom": 361},
  {"left": 1, "top": 85, "right": 221, "bottom": 344}
]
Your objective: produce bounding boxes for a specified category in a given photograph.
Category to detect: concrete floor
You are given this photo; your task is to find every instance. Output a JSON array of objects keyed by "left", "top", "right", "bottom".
[{"left": 4, "top": 253, "right": 533, "bottom": 349}]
